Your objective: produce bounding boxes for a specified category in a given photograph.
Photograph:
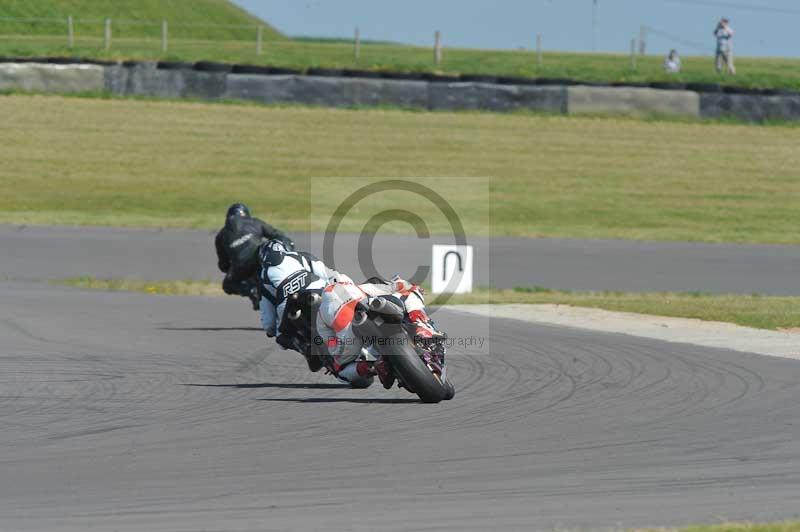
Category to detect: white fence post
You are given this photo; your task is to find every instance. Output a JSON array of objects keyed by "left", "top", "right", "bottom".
[
  {"left": 434, "top": 30, "right": 442, "bottom": 66},
  {"left": 638, "top": 24, "right": 646, "bottom": 56},
  {"left": 104, "top": 18, "right": 111, "bottom": 51},
  {"left": 161, "top": 20, "right": 168, "bottom": 53},
  {"left": 536, "top": 33, "right": 542, "bottom": 67},
  {"left": 67, "top": 16, "right": 74, "bottom": 48},
  {"left": 354, "top": 26, "right": 361, "bottom": 61},
  {"left": 256, "top": 25, "right": 263, "bottom": 56}
]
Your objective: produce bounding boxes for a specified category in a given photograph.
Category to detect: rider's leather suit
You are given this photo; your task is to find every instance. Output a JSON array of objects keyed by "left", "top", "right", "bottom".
[
  {"left": 258, "top": 246, "right": 349, "bottom": 338},
  {"left": 316, "top": 278, "right": 426, "bottom": 384}
]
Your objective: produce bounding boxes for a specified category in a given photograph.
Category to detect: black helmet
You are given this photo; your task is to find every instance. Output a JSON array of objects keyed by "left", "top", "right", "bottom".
[
  {"left": 226, "top": 203, "right": 250, "bottom": 219},
  {"left": 258, "top": 238, "right": 288, "bottom": 266}
]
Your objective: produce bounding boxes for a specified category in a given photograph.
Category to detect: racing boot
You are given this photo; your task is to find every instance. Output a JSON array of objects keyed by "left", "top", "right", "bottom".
[
  {"left": 348, "top": 359, "right": 394, "bottom": 390},
  {"left": 277, "top": 334, "right": 323, "bottom": 372},
  {"left": 337, "top": 361, "right": 375, "bottom": 389},
  {"left": 374, "top": 358, "right": 395, "bottom": 390},
  {"left": 408, "top": 309, "right": 444, "bottom": 342},
  {"left": 247, "top": 284, "right": 260, "bottom": 311},
  {"left": 304, "top": 353, "right": 323, "bottom": 373}
]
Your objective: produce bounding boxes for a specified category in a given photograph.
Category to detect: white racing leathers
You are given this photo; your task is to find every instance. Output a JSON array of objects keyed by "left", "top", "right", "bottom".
[
  {"left": 316, "top": 279, "right": 425, "bottom": 383},
  {"left": 259, "top": 249, "right": 349, "bottom": 337}
]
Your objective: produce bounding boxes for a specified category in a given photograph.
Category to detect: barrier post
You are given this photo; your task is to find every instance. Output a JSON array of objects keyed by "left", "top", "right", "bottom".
[
  {"left": 536, "top": 33, "right": 542, "bottom": 67},
  {"left": 256, "top": 25, "right": 263, "bottom": 56},
  {"left": 104, "top": 18, "right": 111, "bottom": 51},
  {"left": 161, "top": 20, "right": 168, "bottom": 53},
  {"left": 638, "top": 24, "right": 646, "bottom": 56},
  {"left": 434, "top": 30, "right": 442, "bottom": 66},
  {"left": 354, "top": 26, "right": 361, "bottom": 61},
  {"left": 67, "top": 16, "right": 74, "bottom": 48},
  {"left": 630, "top": 38, "right": 637, "bottom": 70}
]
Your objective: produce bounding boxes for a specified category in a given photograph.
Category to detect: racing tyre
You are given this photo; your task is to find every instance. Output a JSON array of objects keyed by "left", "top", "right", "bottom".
[
  {"left": 342, "top": 68, "right": 382, "bottom": 79},
  {"left": 268, "top": 66, "right": 301, "bottom": 75},
  {"left": 536, "top": 77, "right": 577, "bottom": 86},
  {"left": 194, "top": 61, "right": 233, "bottom": 73},
  {"left": 308, "top": 67, "right": 343, "bottom": 77},
  {"left": 459, "top": 74, "right": 498, "bottom": 84},
  {"left": 443, "top": 381, "right": 455, "bottom": 401},
  {"left": 686, "top": 82, "right": 722, "bottom": 93},
  {"left": 723, "top": 85, "right": 763, "bottom": 95},
  {"left": 381, "top": 71, "right": 424, "bottom": 81},
  {"left": 422, "top": 73, "right": 459, "bottom": 83},
  {"left": 497, "top": 75, "right": 537, "bottom": 86},
  {"left": 158, "top": 61, "right": 192, "bottom": 70},
  {"left": 384, "top": 333, "right": 447, "bottom": 403},
  {"left": 650, "top": 81, "right": 686, "bottom": 91}
]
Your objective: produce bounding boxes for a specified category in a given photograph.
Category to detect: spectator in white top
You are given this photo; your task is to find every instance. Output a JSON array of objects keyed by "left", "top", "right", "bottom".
[
  {"left": 714, "top": 17, "right": 736, "bottom": 75},
  {"left": 663, "top": 49, "right": 681, "bottom": 73}
]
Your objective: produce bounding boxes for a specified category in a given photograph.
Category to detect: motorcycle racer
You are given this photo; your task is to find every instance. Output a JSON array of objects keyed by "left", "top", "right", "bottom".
[
  {"left": 257, "top": 239, "right": 350, "bottom": 369},
  {"left": 316, "top": 276, "right": 442, "bottom": 388},
  {"left": 214, "top": 203, "right": 293, "bottom": 310}
]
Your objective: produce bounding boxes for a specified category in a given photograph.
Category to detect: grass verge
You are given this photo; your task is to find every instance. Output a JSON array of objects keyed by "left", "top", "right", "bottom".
[
  {"left": 3, "top": 95, "right": 800, "bottom": 243},
  {"left": 1, "top": 34, "right": 799, "bottom": 91},
  {"left": 637, "top": 522, "right": 800, "bottom": 532},
  {"left": 452, "top": 287, "right": 800, "bottom": 331},
  {"left": 53, "top": 278, "right": 800, "bottom": 331},
  {"left": 54, "top": 277, "right": 224, "bottom": 297}
]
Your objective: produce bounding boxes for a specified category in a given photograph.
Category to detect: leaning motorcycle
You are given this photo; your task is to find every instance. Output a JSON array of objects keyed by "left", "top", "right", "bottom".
[
  {"left": 352, "top": 296, "right": 454, "bottom": 403},
  {"left": 287, "top": 292, "right": 455, "bottom": 403}
]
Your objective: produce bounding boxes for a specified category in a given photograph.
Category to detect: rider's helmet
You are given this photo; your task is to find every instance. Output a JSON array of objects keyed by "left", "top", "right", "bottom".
[
  {"left": 258, "top": 238, "right": 288, "bottom": 267},
  {"left": 226, "top": 203, "right": 250, "bottom": 220}
]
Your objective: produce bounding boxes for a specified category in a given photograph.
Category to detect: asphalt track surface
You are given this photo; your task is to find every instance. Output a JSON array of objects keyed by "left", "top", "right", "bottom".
[
  {"left": 3, "top": 279, "right": 800, "bottom": 531},
  {"left": 3, "top": 224, "right": 800, "bottom": 294}
]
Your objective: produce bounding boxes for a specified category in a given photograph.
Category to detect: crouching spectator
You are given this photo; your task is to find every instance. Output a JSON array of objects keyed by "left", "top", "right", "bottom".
[{"left": 663, "top": 49, "right": 681, "bottom": 73}]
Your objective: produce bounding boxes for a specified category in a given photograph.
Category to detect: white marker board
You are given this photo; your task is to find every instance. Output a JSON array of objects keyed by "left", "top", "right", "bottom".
[{"left": 431, "top": 245, "right": 473, "bottom": 294}]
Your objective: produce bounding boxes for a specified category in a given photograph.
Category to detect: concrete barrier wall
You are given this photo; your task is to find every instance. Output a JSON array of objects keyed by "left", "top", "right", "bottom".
[
  {"left": 105, "top": 64, "right": 227, "bottom": 100},
  {"left": 567, "top": 86, "right": 700, "bottom": 117},
  {"left": 700, "top": 92, "right": 800, "bottom": 122},
  {"left": 221, "top": 75, "right": 567, "bottom": 113},
  {"left": 0, "top": 63, "right": 104, "bottom": 93},
  {"left": 428, "top": 83, "right": 566, "bottom": 113},
  {"left": 224, "top": 74, "right": 431, "bottom": 108},
  {"left": 2, "top": 62, "right": 799, "bottom": 122}
]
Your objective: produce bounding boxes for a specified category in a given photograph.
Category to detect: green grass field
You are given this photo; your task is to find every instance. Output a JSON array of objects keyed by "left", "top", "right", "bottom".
[
  {"left": 54, "top": 278, "right": 800, "bottom": 331},
  {"left": 0, "top": 0, "right": 283, "bottom": 41},
  {"left": 663, "top": 522, "right": 800, "bottom": 532},
  {"left": 0, "top": 1, "right": 799, "bottom": 90},
  {"left": 2, "top": 94, "right": 799, "bottom": 244}
]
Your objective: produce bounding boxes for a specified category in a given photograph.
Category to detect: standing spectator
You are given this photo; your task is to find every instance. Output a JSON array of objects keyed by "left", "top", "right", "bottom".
[
  {"left": 663, "top": 49, "right": 681, "bottom": 73},
  {"left": 714, "top": 17, "right": 736, "bottom": 74}
]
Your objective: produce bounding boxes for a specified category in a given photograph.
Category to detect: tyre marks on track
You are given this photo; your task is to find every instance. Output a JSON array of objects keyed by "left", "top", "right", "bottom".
[{"left": 3, "top": 283, "right": 800, "bottom": 530}]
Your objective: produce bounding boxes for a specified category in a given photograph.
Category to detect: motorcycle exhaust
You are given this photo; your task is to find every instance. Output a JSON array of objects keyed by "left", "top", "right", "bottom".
[
  {"left": 369, "top": 297, "right": 404, "bottom": 318},
  {"left": 352, "top": 309, "right": 369, "bottom": 326}
]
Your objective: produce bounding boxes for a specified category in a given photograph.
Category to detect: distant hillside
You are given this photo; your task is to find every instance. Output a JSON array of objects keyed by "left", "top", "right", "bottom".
[{"left": 0, "top": 0, "right": 285, "bottom": 40}]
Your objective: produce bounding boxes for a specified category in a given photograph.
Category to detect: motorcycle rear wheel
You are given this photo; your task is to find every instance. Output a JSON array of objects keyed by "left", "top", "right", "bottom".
[
  {"left": 383, "top": 333, "right": 447, "bottom": 403},
  {"left": 442, "top": 380, "right": 455, "bottom": 400}
]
